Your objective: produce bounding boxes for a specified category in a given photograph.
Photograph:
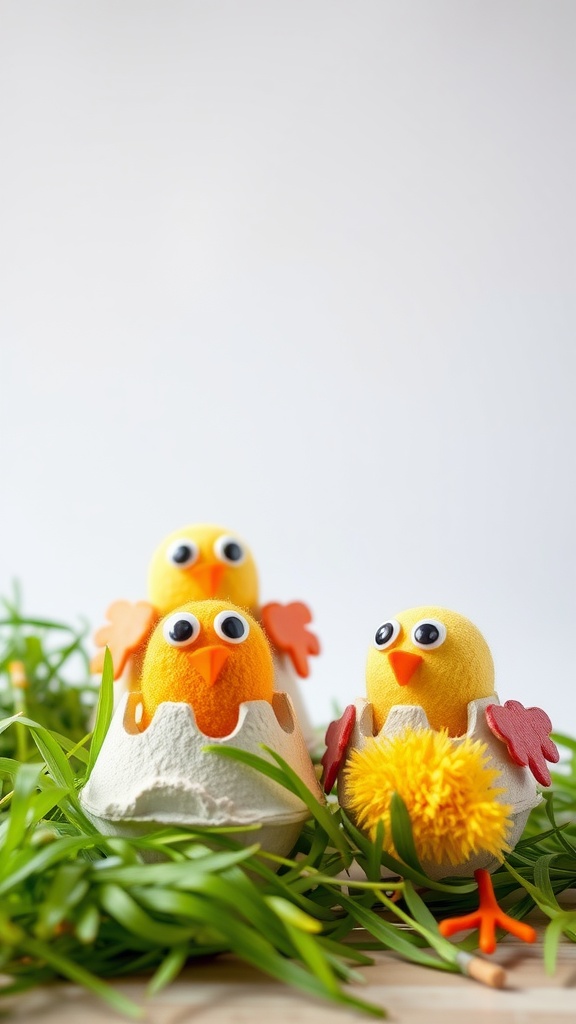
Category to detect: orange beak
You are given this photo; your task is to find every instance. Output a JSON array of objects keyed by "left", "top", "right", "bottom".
[
  {"left": 190, "top": 564, "right": 226, "bottom": 597},
  {"left": 388, "top": 650, "right": 423, "bottom": 686},
  {"left": 188, "top": 645, "right": 230, "bottom": 686}
]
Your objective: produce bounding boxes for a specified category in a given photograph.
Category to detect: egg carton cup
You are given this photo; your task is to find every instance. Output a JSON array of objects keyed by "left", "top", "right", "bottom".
[
  {"left": 271, "top": 650, "right": 317, "bottom": 750},
  {"left": 107, "top": 650, "right": 319, "bottom": 753},
  {"left": 80, "top": 691, "right": 323, "bottom": 859},
  {"left": 338, "top": 694, "right": 542, "bottom": 879}
]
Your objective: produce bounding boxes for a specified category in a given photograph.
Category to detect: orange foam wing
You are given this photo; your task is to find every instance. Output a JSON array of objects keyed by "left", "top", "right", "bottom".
[
  {"left": 260, "top": 601, "right": 320, "bottom": 678},
  {"left": 91, "top": 600, "right": 157, "bottom": 679}
]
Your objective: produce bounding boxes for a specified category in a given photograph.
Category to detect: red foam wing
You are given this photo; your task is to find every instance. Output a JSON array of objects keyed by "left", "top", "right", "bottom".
[
  {"left": 485, "top": 700, "right": 560, "bottom": 787},
  {"left": 320, "top": 704, "right": 356, "bottom": 794}
]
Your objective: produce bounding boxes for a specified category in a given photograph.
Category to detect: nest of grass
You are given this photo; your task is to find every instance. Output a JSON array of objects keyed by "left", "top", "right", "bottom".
[{"left": 0, "top": 591, "right": 575, "bottom": 1019}]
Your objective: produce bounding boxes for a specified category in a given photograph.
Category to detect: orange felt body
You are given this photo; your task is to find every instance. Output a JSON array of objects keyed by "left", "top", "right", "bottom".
[{"left": 139, "top": 599, "right": 275, "bottom": 737}]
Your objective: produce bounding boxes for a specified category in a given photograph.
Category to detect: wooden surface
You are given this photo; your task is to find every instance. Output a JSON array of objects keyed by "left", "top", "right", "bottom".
[{"left": 3, "top": 897, "right": 575, "bottom": 1024}]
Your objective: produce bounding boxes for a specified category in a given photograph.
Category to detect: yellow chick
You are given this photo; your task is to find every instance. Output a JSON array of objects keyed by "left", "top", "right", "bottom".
[
  {"left": 140, "top": 599, "right": 274, "bottom": 738},
  {"left": 92, "top": 523, "right": 319, "bottom": 691},
  {"left": 321, "top": 604, "right": 559, "bottom": 954},
  {"left": 366, "top": 605, "right": 495, "bottom": 737},
  {"left": 147, "top": 524, "right": 259, "bottom": 615}
]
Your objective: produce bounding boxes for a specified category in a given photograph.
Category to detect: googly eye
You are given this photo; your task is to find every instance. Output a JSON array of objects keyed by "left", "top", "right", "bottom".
[
  {"left": 213, "top": 610, "right": 250, "bottom": 644},
  {"left": 162, "top": 612, "right": 200, "bottom": 647},
  {"left": 373, "top": 619, "right": 401, "bottom": 650},
  {"left": 213, "top": 535, "right": 246, "bottom": 566},
  {"left": 166, "top": 538, "right": 199, "bottom": 569},
  {"left": 411, "top": 618, "right": 447, "bottom": 650}
]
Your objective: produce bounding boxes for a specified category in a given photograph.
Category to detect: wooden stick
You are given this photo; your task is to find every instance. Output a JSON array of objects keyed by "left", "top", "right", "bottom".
[{"left": 455, "top": 951, "right": 507, "bottom": 988}]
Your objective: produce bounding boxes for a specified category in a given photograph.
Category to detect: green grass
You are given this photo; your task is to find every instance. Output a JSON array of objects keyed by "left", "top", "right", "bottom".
[
  {"left": 0, "top": 594, "right": 574, "bottom": 1018},
  {"left": 0, "top": 584, "right": 97, "bottom": 778}
]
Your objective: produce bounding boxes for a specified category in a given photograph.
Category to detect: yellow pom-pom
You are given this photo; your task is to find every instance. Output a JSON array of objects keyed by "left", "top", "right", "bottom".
[{"left": 344, "top": 728, "right": 512, "bottom": 867}]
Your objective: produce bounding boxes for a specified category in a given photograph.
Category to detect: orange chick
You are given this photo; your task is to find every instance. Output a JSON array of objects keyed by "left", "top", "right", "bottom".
[{"left": 139, "top": 599, "right": 274, "bottom": 738}]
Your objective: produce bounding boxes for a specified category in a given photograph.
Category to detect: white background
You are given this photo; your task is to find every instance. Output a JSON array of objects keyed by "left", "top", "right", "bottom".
[{"left": 1, "top": 1, "right": 574, "bottom": 734}]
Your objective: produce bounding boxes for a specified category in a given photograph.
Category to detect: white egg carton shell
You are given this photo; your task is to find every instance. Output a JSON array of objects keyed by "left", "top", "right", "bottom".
[
  {"left": 110, "top": 650, "right": 318, "bottom": 751},
  {"left": 271, "top": 650, "right": 317, "bottom": 748},
  {"left": 80, "top": 691, "right": 323, "bottom": 857},
  {"left": 338, "top": 694, "right": 542, "bottom": 879}
]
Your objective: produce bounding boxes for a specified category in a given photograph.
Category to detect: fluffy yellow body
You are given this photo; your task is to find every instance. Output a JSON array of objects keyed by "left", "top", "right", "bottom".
[{"left": 344, "top": 727, "right": 512, "bottom": 865}]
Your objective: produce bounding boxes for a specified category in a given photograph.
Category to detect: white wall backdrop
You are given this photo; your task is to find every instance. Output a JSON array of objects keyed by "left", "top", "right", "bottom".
[{"left": 1, "top": 1, "right": 574, "bottom": 732}]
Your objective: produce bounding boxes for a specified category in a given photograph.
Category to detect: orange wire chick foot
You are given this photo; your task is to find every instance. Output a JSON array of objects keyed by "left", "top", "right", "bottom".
[{"left": 439, "top": 869, "right": 537, "bottom": 954}]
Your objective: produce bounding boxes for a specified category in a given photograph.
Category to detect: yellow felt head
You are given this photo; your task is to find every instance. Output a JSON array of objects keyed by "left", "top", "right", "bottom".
[
  {"left": 366, "top": 606, "right": 495, "bottom": 737},
  {"left": 147, "top": 524, "right": 259, "bottom": 616},
  {"left": 140, "top": 599, "right": 274, "bottom": 737}
]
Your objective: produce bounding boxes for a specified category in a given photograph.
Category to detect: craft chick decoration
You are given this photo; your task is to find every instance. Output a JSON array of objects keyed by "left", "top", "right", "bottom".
[
  {"left": 90, "top": 523, "right": 320, "bottom": 744},
  {"left": 80, "top": 599, "right": 322, "bottom": 856},
  {"left": 320, "top": 605, "right": 560, "bottom": 954}
]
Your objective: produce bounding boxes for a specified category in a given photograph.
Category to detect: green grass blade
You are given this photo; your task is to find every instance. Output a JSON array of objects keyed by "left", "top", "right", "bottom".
[
  {"left": 20, "top": 937, "right": 143, "bottom": 1019},
  {"left": 75, "top": 903, "right": 101, "bottom": 945},
  {"left": 366, "top": 819, "right": 385, "bottom": 881},
  {"left": 98, "top": 883, "right": 201, "bottom": 946},
  {"left": 544, "top": 913, "right": 576, "bottom": 973},
  {"left": 335, "top": 891, "right": 447, "bottom": 968},
  {"left": 0, "top": 836, "right": 97, "bottom": 894},
  {"left": 86, "top": 648, "right": 114, "bottom": 780},
  {"left": 96, "top": 845, "right": 261, "bottom": 888},
  {"left": 533, "top": 855, "right": 563, "bottom": 910},
  {"left": 146, "top": 944, "right": 189, "bottom": 997},
  {"left": 0, "top": 617, "right": 82, "bottom": 632},
  {"left": 1, "top": 764, "right": 42, "bottom": 857},
  {"left": 401, "top": 879, "right": 443, "bottom": 933},
  {"left": 265, "top": 897, "right": 323, "bottom": 935},
  {"left": 389, "top": 793, "right": 426, "bottom": 874},
  {"left": 35, "top": 863, "right": 90, "bottom": 939},
  {"left": 204, "top": 743, "right": 350, "bottom": 860}
]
